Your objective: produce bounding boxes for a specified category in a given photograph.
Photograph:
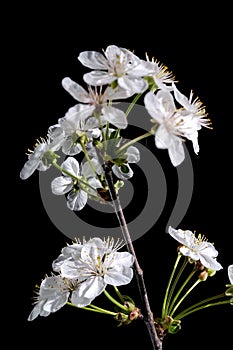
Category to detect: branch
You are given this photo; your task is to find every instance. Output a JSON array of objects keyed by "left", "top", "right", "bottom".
[{"left": 103, "top": 162, "right": 163, "bottom": 350}]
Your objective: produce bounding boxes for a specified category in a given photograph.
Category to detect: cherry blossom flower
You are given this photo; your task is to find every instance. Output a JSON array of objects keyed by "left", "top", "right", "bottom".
[
  {"left": 112, "top": 145, "right": 140, "bottom": 180},
  {"left": 78, "top": 45, "right": 152, "bottom": 93},
  {"left": 144, "top": 88, "right": 211, "bottom": 166},
  {"left": 51, "top": 157, "right": 102, "bottom": 211},
  {"left": 225, "top": 265, "right": 233, "bottom": 303},
  {"left": 20, "top": 132, "right": 64, "bottom": 180},
  {"left": 228, "top": 265, "right": 233, "bottom": 284},
  {"left": 54, "top": 237, "right": 135, "bottom": 301},
  {"left": 168, "top": 226, "right": 223, "bottom": 271},
  {"left": 49, "top": 116, "right": 100, "bottom": 156},
  {"left": 28, "top": 275, "right": 93, "bottom": 321},
  {"left": 62, "top": 77, "right": 133, "bottom": 129}
]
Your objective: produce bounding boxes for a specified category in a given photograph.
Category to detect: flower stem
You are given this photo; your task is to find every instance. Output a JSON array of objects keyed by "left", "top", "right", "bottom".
[
  {"left": 161, "top": 253, "right": 182, "bottom": 319},
  {"left": 174, "top": 293, "right": 226, "bottom": 320},
  {"left": 174, "top": 300, "right": 230, "bottom": 320},
  {"left": 66, "top": 302, "right": 117, "bottom": 315},
  {"left": 104, "top": 289, "right": 128, "bottom": 312},
  {"left": 80, "top": 140, "right": 98, "bottom": 174},
  {"left": 170, "top": 279, "right": 201, "bottom": 317},
  {"left": 167, "top": 266, "right": 197, "bottom": 315},
  {"left": 102, "top": 162, "right": 162, "bottom": 350},
  {"left": 164, "top": 257, "right": 189, "bottom": 317},
  {"left": 113, "top": 285, "right": 125, "bottom": 303},
  {"left": 117, "top": 132, "right": 153, "bottom": 154},
  {"left": 125, "top": 93, "right": 142, "bottom": 117}
]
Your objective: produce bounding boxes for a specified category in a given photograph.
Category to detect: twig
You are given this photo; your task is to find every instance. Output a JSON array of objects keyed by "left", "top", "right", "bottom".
[{"left": 103, "top": 162, "right": 163, "bottom": 350}]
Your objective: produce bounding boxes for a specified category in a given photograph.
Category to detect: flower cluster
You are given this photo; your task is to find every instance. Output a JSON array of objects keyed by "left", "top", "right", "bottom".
[
  {"left": 21, "top": 45, "right": 232, "bottom": 348},
  {"left": 20, "top": 44, "right": 211, "bottom": 214},
  {"left": 28, "top": 237, "right": 134, "bottom": 321}
]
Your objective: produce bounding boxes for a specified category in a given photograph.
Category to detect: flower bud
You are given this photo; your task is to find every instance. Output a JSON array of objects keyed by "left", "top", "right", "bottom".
[
  {"left": 129, "top": 307, "right": 141, "bottom": 321},
  {"left": 207, "top": 268, "right": 216, "bottom": 277},
  {"left": 198, "top": 270, "right": 208, "bottom": 281}
]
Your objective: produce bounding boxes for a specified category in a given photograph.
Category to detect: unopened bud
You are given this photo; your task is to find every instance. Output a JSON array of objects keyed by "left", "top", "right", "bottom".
[
  {"left": 124, "top": 301, "right": 135, "bottom": 312},
  {"left": 207, "top": 268, "right": 216, "bottom": 277},
  {"left": 198, "top": 270, "right": 208, "bottom": 281},
  {"left": 129, "top": 307, "right": 141, "bottom": 321}
]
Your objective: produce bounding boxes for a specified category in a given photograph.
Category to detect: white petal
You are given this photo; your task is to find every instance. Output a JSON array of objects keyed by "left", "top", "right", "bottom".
[
  {"left": 201, "top": 242, "right": 219, "bottom": 258},
  {"left": 179, "top": 246, "right": 199, "bottom": 260},
  {"left": 168, "top": 226, "right": 194, "bottom": 246},
  {"left": 106, "top": 86, "right": 135, "bottom": 100},
  {"left": 108, "top": 252, "right": 135, "bottom": 267},
  {"left": 67, "top": 190, "right": 88, "bottom": 211},
  {"left": 172, "top": 83, "right": 190, "bottom": 109},
  {"left": 130, "top": 60, "right": 155, "bottom": 76},
  {"left": 81, "top": 160, "right": 96, "bottom": 178},
  {"left": 78, "top": 51, "right": 108, "bottom": 70},
  {"left": 199, "top": 255, "right": 223, "bottom": 271},
  {"left": 155, "top": 124, "right": 171, "bottom": 149},
  {"left": 126, "top": 146, "right": 140, "bottom": 163},
  {"left": 188, "top": 131, "right": 199, "bottom": 154},
  {"left": 61, "top": 261, "right": 79, "bottom": 278},
  {"left": 61, "top": 157, "right": 80, "bottom": 176},
  {"left": 112, "top": 164, "right": 133, "bottom": 180},
  {"left": 43, "top": 293, "right": 69, "bottom": 313},
  {"left": 62, "top": 77, "right": 90, "bottom": 103},
  {"left": 102, "top": 106, "right": 127, "bottom": 129},
  {"left": 167, "top": 136, "right": 185, "bottom": 167},
  {"left": 104, "top": 265, "right": 133, "bottom": 286},
  {"left": 71, "top": 291, "right": 93, "bottom": 307},
  {"left": 77, "top": 276, "right": 106, "bottom": 299},
  {"left": 83, "top": 71, "right": 115, "bottom": 86},
  {"left": 20, "top": 159, "right": 39, "bottom": 179},
  {"left": 62, "top": 139, "right": 82, "bottom": 156},
  {"left": 27, "top": 301, "right": 46, "bottom": 321},
  {"left": 228, "top": 265, "right": 233, "bottom": 284},
  {"left": 84, "top": 117, "right": 100, "bottom": 130},
  {"left": 144, "top": 90, "right": 175, "bottom": 123},
  {"left": 118, "top": 76, "right": 148, "bottom": 93},
  {"left": 105, "top": 45, "right": 123, "bottom": 62},
  {"left": 51, "top": 176, "right": 73, "bottom": 195},
  {"left": 65, "top": 104, "right": 95, "bottom": 121}
]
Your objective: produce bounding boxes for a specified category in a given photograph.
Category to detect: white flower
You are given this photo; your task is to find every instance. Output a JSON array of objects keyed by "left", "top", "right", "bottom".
[
  {"left": 51, "top": 157, "right": 102, "bottom": 211},
  {"left": 141, "top": 54, "right": 176, "bottom": 91},
  {"left": 112, "top": 146, "right": 140, "bottom": 180},
  {"left": 78, "top": 45, "right": 152, "bottom": 93},
  {"left": 62, "top": 77, "right": 132, "bottom": 129},
  {"left": 28, "top": 275, "right": 93, "bottom": 321},
  {"left": 144, "top": 89, "right": 210, "bottom": 166},
  {"left": 172, "top": 83, "right": 212, "bottom": 154},
  {"left": 20, "top": 132, "right": 63, "bottom": 180},
  {"left": 228, "top": 265, "right": 233, "bottom": 284},
  {"left": 225, "top": 265, "right": 233, "bottom": 303},
  {"left": 52, "top": 241, "right": 83, "bottom": 272},
  {"left": 49, "top": 115, "right": 101, "bottom": 156},
  {"left": 168, "top": 226, "right": 223, "bottom": 271},
  {"left": 56, "top": 237, "right": 135, "bottom": 301}
]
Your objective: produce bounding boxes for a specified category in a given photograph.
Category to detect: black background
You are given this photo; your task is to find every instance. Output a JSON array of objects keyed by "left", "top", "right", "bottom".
[{"left": 10, "top": 3, "right": 232, "bottom": 349}]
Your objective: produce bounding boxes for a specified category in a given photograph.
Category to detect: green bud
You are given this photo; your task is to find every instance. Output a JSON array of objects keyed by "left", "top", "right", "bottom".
[
  {"left": 114, "top": 312, "right": 131, "bottom": 327},
  {"left": 207, "top": 268, "right": 216, "bottom": 277},
  {"left": 124, "top": 301, "right": 135, "bottom": 312},
  {"left": 225, "top": 284, "right": 233, "bottom": 297},
  {"left": 168, "top": 319, "right": 181, "bottom": 334}
]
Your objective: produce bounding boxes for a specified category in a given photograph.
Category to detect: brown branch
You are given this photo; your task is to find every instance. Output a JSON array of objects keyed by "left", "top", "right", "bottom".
[{"left": 103, "top": 162, "right": 163, "bottom": 350}]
